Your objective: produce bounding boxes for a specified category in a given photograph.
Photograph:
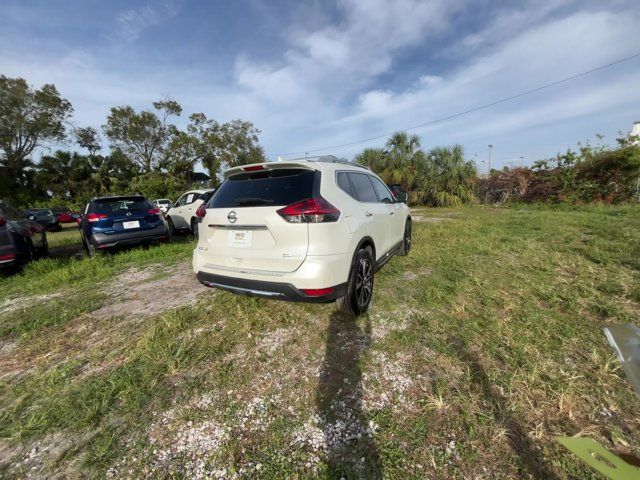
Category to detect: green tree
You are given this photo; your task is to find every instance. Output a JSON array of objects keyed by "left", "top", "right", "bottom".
[
  {"left": 355, "top": 147, "right": 386, "bottom": 172},
  {"left": 75, "top": 126, "right": 101, "bottom": 157},
  {"left": 355, "top": 133, "right": 426, "bottom": 200},
  {"left": 102, "top": 98, "right": 182, "bottom": 172},
  {"left": 37, "top": 150, "right": 92, "bottom": 200},
  {"left": 0, "top": 75, "right": 73, "bottom": 200},
  {"left": 187, "top": 113, "right": 265, "bottom": 180},
  {"left": 419, "top": 145, "right": 477, "bottom": 206}
]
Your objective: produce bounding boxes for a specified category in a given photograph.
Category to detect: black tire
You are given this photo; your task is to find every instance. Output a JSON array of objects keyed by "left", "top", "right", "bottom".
[
  {"left": 23, "top": 238, "right": 35, "bottom": 265},
  {"left": 167, "top": 217, "right": 176, "bottom": 235},
  {"left": 38, "top": 234, "right": 49, "bottom": 258},
  {"left": 191, "top": 218, "right": 199, "bottom": 240},
  {"left": 163, "top": 227, "right": 173, "bottom": 244},
  {"left": 83, "top": 237, "right": 97, "bottom": 257},
  {"left": 337, "top": 248, "right": 375, "bottom": 316},
  {"left": 398, "top": 219, "right": 412, "bottom": 256}
]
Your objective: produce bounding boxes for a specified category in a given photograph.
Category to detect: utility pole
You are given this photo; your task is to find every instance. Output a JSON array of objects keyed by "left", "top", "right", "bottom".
[{"left": 487, "top": 144, "right": 493, "bottom": 176}]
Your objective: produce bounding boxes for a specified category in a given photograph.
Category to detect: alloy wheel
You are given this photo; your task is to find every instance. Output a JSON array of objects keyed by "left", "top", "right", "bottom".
[
  {"left": 404, "top": 221, "right": 412, "bottom": 252},
  {"left": 355, "top": 258, "right": 373, "bottom": 307}
]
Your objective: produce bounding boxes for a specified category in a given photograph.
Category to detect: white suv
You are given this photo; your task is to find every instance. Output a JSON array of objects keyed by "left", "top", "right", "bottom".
[
  {"left": 192, "top": 157, "right": 411, "bottom": 315},
  {"left": 167, "top": 189, "right": 215, "bottom": 237}
]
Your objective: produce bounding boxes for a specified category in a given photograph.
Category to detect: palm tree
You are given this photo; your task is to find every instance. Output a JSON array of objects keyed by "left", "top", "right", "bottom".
[
  {"left": 355, "top": 147, "right": 386, "bottom": 172},
  {"left": 419, "top": 145, "right": 477, "bottom": 206},
  {"left": 384, "top": 132, "right": 425, "bottom": 190}
]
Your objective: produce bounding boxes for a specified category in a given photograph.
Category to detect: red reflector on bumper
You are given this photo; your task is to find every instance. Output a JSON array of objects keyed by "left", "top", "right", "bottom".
[{"left": 302, "top": 287, "right": 334, "bottom": 297}]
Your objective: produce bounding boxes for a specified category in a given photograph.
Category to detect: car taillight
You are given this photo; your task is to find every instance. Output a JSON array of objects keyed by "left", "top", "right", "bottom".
[
  {"left": 302, "top": 287, "right": 334, "bottom": 296},
  {"left": 0, "top": 216, "right": 6, "bottom": 227},
  {"left": 147, "top": 208, "right": 161, "bottom": 215},
  {"left": 276, "top": 197, "right": 340, "bottom": 223},
  {"left": 195, "top": 204, "right": 207, "bottom": 219},
  {"left": 243, "top": 165, "right": 265, "bottom": 171},
  {"left": 86, "top": 213, "right": 108, "bottom": 222},
  {"left": 0, "top": 253, "right": 16, "bottom": 261}
]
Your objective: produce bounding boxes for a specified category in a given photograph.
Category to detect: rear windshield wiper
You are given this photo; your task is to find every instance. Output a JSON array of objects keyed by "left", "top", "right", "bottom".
[{"left": 234, "top": 197, "right": 275, "bottom": 206}]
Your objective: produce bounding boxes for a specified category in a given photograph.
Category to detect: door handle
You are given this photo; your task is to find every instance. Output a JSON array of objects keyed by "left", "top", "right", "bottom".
[
  {"left": 364, "top": 211, "right": 373, "bottom": 217},
  {"left": 389, "top": 211, "right": 394, "bottom": 215}
]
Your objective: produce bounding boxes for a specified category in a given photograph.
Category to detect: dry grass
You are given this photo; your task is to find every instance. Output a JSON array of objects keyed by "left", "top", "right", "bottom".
[{"left": 0, "top": 205, "right": 639, "bottom": 479}]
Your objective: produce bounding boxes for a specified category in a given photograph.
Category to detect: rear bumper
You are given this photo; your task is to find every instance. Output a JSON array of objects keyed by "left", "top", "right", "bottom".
[
  {"left": 0, "top": 246, "right": 18, "bottom": 269},
  {"left": 91, "top": 224, "right": 169, "bottom": 248},
  {"left": 196, "top": 271, "right": 347, "bottom": 303}
]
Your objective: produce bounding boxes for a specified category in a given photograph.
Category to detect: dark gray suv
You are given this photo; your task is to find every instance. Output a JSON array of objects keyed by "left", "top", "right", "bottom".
[{"left": 0, "top": 200, "right": 49, "bottom": 270}]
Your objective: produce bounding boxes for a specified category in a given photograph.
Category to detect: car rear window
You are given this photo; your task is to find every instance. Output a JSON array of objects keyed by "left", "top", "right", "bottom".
[
  {"left": 92, "top": 197, "right": 153, "bottom": 214},
  {"left": 210, "top": 169, "right": 316, "bottom": 208}
]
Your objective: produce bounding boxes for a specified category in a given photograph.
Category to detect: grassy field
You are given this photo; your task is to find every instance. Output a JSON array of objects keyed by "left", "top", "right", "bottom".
[{"left": 0, "top": 205, "right": 639, "bottom": 479}]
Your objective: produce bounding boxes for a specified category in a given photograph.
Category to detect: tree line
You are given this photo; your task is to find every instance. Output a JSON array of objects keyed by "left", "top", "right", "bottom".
[
  {"left": 354, "top": 131, "right": 639, "bottom": 206},
  {"left": 0, "top": 75, "right": 265, "bottom": 207},
  {"left": 1, "top": 75, "right": 638, "bottom": 209}
]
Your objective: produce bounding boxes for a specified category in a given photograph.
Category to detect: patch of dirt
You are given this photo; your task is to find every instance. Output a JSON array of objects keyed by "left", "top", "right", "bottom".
[
  {"left": 92, "top": 261, "right": 209, "bottom": 320},
  {"left": 0, "top": 292, "right": 64, "bottom": 316},
  {"left": 0, "top": 338, "right": 18, "bottom": 357},
  {"left": 0, "top": 430, "right": 98, "bottom": 479},
  {"left": 411, "top": 215, "right": 452, "bottom": 223},
  {"left": 401, "top": 267, "right": 432, "bottom": 281},
  {"left": 362, "top": 351, "right": 414, "bottom": 412}
]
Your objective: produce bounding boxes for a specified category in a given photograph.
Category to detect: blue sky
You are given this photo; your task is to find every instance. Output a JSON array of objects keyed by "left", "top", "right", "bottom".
[{"left": 2, "top": 0, "right": 640, "bottom": 171}]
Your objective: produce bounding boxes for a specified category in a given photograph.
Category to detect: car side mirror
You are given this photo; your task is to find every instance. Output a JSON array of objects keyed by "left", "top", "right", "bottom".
[{"left": 396, "top": 192, "right": 408, "bottom": 204}]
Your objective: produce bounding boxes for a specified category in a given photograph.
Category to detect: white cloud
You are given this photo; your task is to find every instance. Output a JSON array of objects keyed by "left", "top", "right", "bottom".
[
  {"left": 114, "top": 0, "right": 184, "bottom": 43},
  {"left": 234, "top": 0, "right": 470, "bottom": 105},
  {"left": 1, "top": 0, "right": 639, "bottom": 169}
]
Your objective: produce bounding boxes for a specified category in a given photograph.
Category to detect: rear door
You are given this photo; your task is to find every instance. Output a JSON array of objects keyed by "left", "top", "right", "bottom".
[
  {"left": 369, "top": 175, "right": 404, "bottom": 246},
  {"left": 347, "top": 172, "right": 391, "bottom": 256},
  {"left": 198, "top": 168, "right": 315, "bottom": 273}
]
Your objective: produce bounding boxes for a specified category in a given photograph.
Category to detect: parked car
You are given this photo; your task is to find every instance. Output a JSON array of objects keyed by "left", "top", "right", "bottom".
[
  {"left": 154, "top": 198, "right": 173, "bottom": 214},
  {"left": 51, "top": 207, "right": 76, "bottom": 223},
  {"left": 386, "top": 183, "right": 408, "bottom": 202},
  {"left": 167, "top": 189, "right": 215, "bottom": 238},
  {"left": 0, "top": 200, "right": 48, "bottom": 270},
  {"left": 193, "top": 156, "right": 411, "bottom": 315},
  {"left": 24, "top": 208, "right": 62, "bottom": 231},
  {"left": 78, "top": 195, "right": 171, "bottom": 256}
]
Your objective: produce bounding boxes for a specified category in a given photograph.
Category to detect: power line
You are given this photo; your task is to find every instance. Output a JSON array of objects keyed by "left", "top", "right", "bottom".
[{"left": 275, "top": 51, "right": 640, "bottom": 157}]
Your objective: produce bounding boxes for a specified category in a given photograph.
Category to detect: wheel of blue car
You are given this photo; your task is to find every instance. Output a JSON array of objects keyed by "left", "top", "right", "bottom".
[
  {"left": 23, "top": 238, "right": 35, "bottom": 264},
  {"left": 38, "top": 235, "right": 49, "bottom": 258},
  {"left": 84, "top": 237, "right": 96, "bottom": 257}
]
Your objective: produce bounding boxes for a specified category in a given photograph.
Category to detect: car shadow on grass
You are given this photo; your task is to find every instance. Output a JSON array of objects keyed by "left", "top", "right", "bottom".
[
  {"left": 449, "top": 337, "right": 558, "bottom": 479},
  {"left": 316, "top": 311, "right": 382, "bottom": 479}
]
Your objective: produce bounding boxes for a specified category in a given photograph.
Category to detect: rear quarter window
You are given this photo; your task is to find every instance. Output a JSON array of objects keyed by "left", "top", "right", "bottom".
[
  {"left": 336, "top": 172, "right": 353, "bottom": 197},
  {"left": 347, "top": 173, "right": 378, "bottom": 203},
  {"left": 210, "top": 169, "right": 317, "bottom": 208}
]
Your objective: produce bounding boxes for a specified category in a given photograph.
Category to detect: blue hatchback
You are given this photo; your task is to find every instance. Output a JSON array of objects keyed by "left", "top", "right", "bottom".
[{"left": 79, "top": 195, "right": 171, "bottom": 255}]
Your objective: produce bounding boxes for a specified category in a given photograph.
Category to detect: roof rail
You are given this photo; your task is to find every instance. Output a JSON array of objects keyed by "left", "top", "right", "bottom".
[{"left": 280, "top": 154, "right": 369, "bottom": 170}]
